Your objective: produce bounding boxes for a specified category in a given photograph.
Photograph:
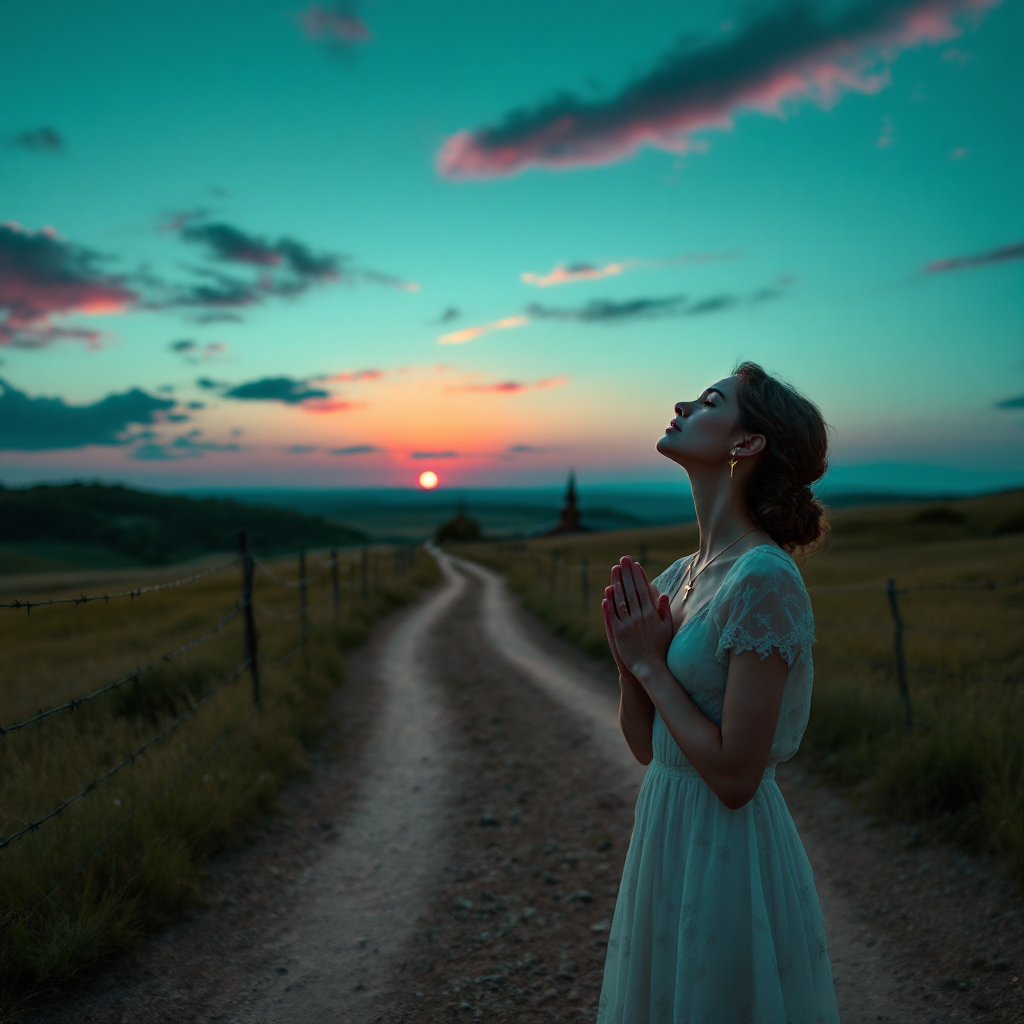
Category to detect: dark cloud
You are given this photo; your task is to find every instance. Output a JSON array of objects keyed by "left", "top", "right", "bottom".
[
  {"left": 925, "top": 240, "right": 1024, "bottom": 274},
  {"left": 285, "top": 444, "right": 319, "bottom": 454},
  {"left": 196, "top": 377, "right": 225, "bottom": 390},
  {"left": 507, "top": 444, "right": 545, "bottom": 453},
  {"left": 436, "top": 306, "right": 462, "bottom": 324},
  {"left": 410, "top": 450, "right": 459, "bottom": 459},
  {"left": 438, "top": 0, "right": 996, "bottom": 177},
  {"left": 298, "top": 4, "right": 371, "bottom": 45},
  {"left": 328, "top": 444, "right": 381, "bottom": 455},
  {"left": 168, "top": 338, "right": 227, "bottom": 363},
  {"left": 179, "top": 218, "right": 340, "bottom": 281},
  {"left": 132, "top": 431, "right": 241, "bottom": 461},
  {"left": 0, "top": 379, "right": 174, "bottom": 450},
  {"left": 525, "top": 281, "right": 790, "bottom": 324},
  {"left": 994, "top": 395, "right": 1024, "bottom": 410},
  {"left": 0, "top": 222, "right": 137, "bottom": 348},
  {"left": 11, "top": 127, "right": 64, "bottom": 153},
  {"left": 684, "top": 295, "right": 736, "bottom": 316},
  {"left": 222, "top": 376, "right": 331, "bottom": 405},
  {"left": 527, "top": 295, "right": 688, "bottom": 323},
  {"left": 165, "top": 213, "right": 418, "bottom": 316}
]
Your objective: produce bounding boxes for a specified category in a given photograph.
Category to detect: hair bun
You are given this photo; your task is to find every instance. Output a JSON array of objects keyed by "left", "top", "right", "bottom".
[{"left": 733, "top": 363, "right": 829, "bottom": 552}]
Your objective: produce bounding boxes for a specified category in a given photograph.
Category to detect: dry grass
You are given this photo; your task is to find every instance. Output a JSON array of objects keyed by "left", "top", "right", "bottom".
[
  {"left": 457, "top": 489, "right": 1024, "bottom": 882},
  {"left": 0, "top": 546, "right": 440, "bottom": 1010}
]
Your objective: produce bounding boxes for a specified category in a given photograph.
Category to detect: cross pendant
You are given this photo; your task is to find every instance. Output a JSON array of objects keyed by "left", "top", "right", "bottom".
[{"left": 682, "top": 582, "right": 694, "bottom": 600}]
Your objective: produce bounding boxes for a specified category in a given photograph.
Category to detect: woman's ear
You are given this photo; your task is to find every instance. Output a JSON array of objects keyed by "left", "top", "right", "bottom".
[{"left": 735, "top": 433, "right": 766, "bottom": 457}]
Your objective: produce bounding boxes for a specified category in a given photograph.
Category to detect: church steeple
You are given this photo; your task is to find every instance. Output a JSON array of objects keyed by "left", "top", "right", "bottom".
[{"left": 546, "top": 470, "right": 588, "bottom": 534}]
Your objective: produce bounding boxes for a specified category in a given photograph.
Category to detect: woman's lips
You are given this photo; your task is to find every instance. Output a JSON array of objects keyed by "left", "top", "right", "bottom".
[{"left": 666, "top": 421, "right": 680, "bottom": 432}]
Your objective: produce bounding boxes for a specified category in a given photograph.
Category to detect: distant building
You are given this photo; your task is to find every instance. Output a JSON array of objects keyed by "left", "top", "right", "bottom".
[
  {"left": 544, "top": 472, "right": 591, "bottom": 535},
  {"left": 435, "top": 500, "right": 483, "bottom": 543}
]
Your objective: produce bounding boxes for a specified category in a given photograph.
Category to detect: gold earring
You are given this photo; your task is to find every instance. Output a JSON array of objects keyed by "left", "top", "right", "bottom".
[{"left": 729, "top": 449, "right": 738, "bottom": 480}]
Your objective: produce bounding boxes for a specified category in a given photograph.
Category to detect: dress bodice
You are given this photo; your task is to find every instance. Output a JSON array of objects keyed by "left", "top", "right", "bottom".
[{"left": 651, "top": 545, "right": 816, "bottom": 766}]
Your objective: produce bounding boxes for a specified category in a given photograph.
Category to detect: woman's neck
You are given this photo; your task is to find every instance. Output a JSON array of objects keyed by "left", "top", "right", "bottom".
[{"left": 687, "top": 465, "right": 758, "bottom": 560}]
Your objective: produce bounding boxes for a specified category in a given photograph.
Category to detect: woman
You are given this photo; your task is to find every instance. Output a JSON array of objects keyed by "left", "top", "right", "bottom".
[{"left": 598, "top": 362, "right": 839, "bottom": 1024}]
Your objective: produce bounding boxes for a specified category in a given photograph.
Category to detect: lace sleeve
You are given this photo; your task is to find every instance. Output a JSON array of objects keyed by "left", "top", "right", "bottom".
[
  {"left": 652, "top": 557, "right": 691, "bottom": 599},
  {"left": 712, "top": 551, "right": 815, "bottom": 668}
]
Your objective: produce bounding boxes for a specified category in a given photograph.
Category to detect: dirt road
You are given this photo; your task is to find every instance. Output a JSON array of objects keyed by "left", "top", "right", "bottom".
[{"left": 38, "top": 552, "right": 1022, "bottom": 1024}]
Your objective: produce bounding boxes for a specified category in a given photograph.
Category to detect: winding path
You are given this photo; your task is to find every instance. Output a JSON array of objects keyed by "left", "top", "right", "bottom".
[{"left": 236, "top": 554, "right": 466, "bottom": 1023}]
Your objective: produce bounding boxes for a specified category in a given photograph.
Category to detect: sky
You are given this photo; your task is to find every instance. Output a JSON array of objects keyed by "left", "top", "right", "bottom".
[{"left": 1, "top": 0, "right": 1022, "bottom": 493}]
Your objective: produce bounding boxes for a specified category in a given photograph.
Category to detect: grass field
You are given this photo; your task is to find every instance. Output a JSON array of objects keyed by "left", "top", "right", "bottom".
[
  {"left": 457, "top": 489, "right": 1024, "bottom": 883},
  {"left": 0, "top": 544, "right": 439, "bottom": 1011}
]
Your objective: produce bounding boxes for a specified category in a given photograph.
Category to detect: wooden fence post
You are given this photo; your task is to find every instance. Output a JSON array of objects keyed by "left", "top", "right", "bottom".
[
  {"left": 886, "top": 578, "right": 913, "bottom": 734},
  {"left": 299, "top": 549, "right": 309, "bottom": 669},
  {"left": 330, "top": 548, "right": 340, "bottom": 621},
  {"left": 238, "top": 530, "right": 260, "bottom": 708}
]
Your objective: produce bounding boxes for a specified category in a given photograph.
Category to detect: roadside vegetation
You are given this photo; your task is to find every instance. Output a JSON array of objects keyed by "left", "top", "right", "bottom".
[
  {"left": 0, "top": 545, "right": 439, "bottom": 1012},
  {"left": 458, "top": 489, "right": 1024, "bottom": 884}
]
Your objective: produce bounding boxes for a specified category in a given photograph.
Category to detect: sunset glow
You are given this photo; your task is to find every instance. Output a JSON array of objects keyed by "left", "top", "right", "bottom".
[{"left": 0, "top": 1, "right": 1020, "bottom": 492}]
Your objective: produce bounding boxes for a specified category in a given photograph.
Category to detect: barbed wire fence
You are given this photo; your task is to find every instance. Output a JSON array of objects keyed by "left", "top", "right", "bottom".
[
  {"left": 490, "top": 541, "right": 1023, "bottom": 749},
  {"left": 0, "top": 533, "right": 420, "bottom": 929}
]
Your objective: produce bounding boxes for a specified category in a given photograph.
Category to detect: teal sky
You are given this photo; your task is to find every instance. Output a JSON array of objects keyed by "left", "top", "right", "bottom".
[{"left": 1, "top": 0, "right": 1022, "bottom": 491}]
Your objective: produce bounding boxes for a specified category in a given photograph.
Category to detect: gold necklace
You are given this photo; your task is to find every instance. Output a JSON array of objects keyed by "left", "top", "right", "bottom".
[{"left": 680, "top": 528, "right": 758, "bottom": 603}]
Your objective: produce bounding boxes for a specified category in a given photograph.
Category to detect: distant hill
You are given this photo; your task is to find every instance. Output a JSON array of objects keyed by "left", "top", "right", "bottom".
[{"left": 0, "top": 483, "right": 368, "bottom": 569}]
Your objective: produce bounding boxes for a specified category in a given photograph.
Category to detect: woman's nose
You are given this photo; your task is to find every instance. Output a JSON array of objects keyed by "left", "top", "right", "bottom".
[{"left": 674, "top": 401, "right": 688, "bottom": 417}]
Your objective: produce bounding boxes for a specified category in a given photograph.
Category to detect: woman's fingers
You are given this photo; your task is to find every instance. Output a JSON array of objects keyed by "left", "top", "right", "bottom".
[
  {"left": 629, "top": 560, "right": 655, "bottom": 614},
  {"left": 612, "top": 573, "right": 629, "bottom": 618},
  {"left": 658, "top": 593, "right": 671, "bottom": 622},
  {"left": 618, "top": 556, "right": 641, "bottom": 615}
]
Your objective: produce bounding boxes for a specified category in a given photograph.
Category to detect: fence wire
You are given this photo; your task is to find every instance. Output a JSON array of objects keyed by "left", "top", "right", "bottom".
[
  {"left": 0, "top": 603, "right": 244, "bottom": 736},
  {"left": 0, "top": 657, "right": 250, "bottom": 852},
  {"left": 0, "top": 726, "right": 235, "bottom": 929},
  {"left": 0, "top": 555, "right": 242, "bottom": 612},
  {"left": 252, "top": 557, "right": 326, "bottom": 589}
]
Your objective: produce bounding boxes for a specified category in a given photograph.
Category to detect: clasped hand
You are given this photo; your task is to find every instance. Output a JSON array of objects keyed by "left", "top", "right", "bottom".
[{"left": 602, "top": 556, "right": 673, "bottom": 682}]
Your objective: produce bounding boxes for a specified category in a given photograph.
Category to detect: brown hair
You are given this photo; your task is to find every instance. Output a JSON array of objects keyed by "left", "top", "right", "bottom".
[{"left": 733, "top": 361, "right": 829, "bottom": 551}]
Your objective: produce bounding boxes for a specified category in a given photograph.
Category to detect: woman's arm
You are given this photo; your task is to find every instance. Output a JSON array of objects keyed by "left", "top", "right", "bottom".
[{"left": 608, "top": 557, "right": 786, "bottom": 809}]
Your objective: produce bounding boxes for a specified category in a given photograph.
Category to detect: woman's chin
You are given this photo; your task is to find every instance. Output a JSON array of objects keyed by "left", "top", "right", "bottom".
[{"left": 656, "top": 434, "right": 680, "bottom": 458}]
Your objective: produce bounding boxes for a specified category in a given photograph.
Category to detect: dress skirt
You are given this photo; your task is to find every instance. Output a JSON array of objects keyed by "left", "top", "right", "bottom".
[{"left": 597, "top": 759, "right": 840, "bottom": 1024}]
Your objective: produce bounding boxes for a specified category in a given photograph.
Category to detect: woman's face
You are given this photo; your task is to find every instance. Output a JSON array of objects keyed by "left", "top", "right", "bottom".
[{"left": 656, "top": 375, "right": 747, "bottom": 469}]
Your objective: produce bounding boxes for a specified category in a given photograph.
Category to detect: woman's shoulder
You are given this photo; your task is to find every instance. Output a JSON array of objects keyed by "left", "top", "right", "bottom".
[
  {"left": 652, "top": 554, "right": 695, "bottom": 597},
  {"left": 719, "top": 544, "right": 808, "bottom": 598}
]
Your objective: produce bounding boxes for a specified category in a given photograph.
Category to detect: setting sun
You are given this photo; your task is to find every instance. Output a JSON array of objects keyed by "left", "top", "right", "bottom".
[{"left": 418, "top": 470, "right": 439, "bottom": 489}]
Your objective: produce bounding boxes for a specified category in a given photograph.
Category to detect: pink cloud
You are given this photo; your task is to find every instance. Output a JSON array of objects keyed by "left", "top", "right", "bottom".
[
  {"left": 0, "top": 222, "right": 137, "bottom": 347},
  {"left": 520, "top": 251, "right": 739, "bottom": 287},
  {"left": 925, "top": 241, "right": 1024, "bottom": 273},
  {"left": 437, "top": 314, "right": 529, "bottom": 346},
  {"left": 437, "top": 0, "right": 999, "bottom": 179},
  {"left": 521, "top": 262, "right": 628, "bottom": 288},
  {"left": 299, "top": 4, "right": 371, "bottom": 43},
  {"left": 450, "top": 375, "right": 569, "bottom": 394},
  {"left": 323, "top": 368, "right": 387, "bottom": 383},
  {"left": 301, "top": 398, "right": 365, "bottom": 414}
]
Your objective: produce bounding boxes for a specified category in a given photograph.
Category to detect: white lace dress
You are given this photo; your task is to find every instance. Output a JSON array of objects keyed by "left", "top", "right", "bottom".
[{"left": 597, "top": 545, "right": 839, "bottom": 1024}]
